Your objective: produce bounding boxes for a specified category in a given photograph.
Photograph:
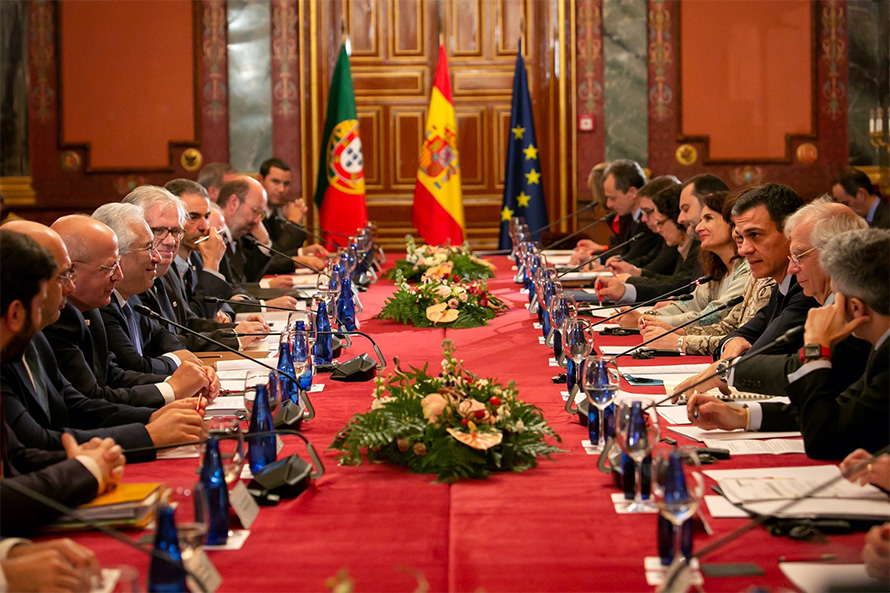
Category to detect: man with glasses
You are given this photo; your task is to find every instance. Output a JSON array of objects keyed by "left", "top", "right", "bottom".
[
  {"left": 45, "top": 214, "right": 217, "bottom": 407},
  {"left": 93, "top": 202, "right": 203, "bottom": 375}
]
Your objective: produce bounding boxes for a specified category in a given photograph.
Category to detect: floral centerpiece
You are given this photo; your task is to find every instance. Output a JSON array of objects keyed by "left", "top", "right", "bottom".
[
  {"left": 330, "top": 340, "right": 562, "bottom": 482},
  {"left": 376, "top": 271, "right": 507, "bottom": 329},
  {"left": 384, "top": 235, "right": 496, "bottom": 282}
]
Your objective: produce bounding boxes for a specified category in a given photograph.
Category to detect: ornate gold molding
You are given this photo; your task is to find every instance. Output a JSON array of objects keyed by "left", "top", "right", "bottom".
[{"left": 0, "top": 177, "right": 37, "bottom": 205}]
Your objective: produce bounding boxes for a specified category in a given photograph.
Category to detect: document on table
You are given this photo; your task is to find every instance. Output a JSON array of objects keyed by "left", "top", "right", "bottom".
[
  {"left": 205, "top": 395, "right": 245, "bottom": 415},
  {"left": 661, "top": 375, "right": 777, "bottom": 401},
  {"left": 656, "top": 405, "right": 692, "bottom": 425},
  {"left": 559, "top": 271, "right": 613, "bottom": 282},
  {"left": 701, "top": 438, "right": 805, "bottom": 455},
  {"left": 667, "top": 425, "right": 801, "bottom": 442},
  {"left": 621, "top": 364, "right": 709, "bottom": 375},
  {"left": 215, "top": 356, "right": 279, "bottom": 372},
  {"left": 780, "top": 563, "right": 873, "bottom": 593}
]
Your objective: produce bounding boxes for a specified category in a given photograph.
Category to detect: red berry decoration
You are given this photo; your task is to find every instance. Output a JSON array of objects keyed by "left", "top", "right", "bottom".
[
  {"left": 461, "top": 418, "right": 469, "bottom": 426},
  {"left": 474, "top": 409, "right": 486, "bottom": 419},
  {"left": 489, "top": 396, "right": 501, "bottom": 407}
]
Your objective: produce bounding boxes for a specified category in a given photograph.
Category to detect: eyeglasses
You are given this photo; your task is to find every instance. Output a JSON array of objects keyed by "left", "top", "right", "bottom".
[
  {"left": 131, "top": 242, "right": 160, "bottom": 256},
  {"left": 57, "top": 269, "right": 76, "bottom": 286},
  {"left": 788, "top": 245, "right": 817, "bottom": 266},
  {"left": 73, "top": 258, "right": 122, "bottom": 278},
  {"left": 151, "top": 226, "right": 185, "bottom": 241},
  {"left": 239, "top": 200, "right": 266, "bottom": 220}
]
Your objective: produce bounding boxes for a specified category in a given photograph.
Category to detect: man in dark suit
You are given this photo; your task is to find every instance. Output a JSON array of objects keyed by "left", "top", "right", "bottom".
[
  {"left": 0, "top": 230, "right": 125, "bottom": 538},
  {"left": 257, "top": 157, "right": 329, "bottom": 275},
  {"left": 0, "top": 222, "right": 206, "bottom": 457},
  {"left": 831, "top": 167, "right": 889, "bottom": 229},
  {"left": 46, "top": 215, "right": 219, "bottom": 406},
  {"left": 92, "top": 202, "right": 203, "bottom": 374}
]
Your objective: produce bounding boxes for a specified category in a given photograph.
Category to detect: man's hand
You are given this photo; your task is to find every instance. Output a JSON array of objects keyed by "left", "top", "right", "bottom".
[
  {"left": 568, "top": 248, "right": 593, "bottom": 267},
  {"left": 266, "top": 295, "right": 298, "bottom": 310},
  {"left": 7, "top": 539, "right": 99, "bottom": 578},
  {"left": 250, "top": 221, "right": 271, "bottom": 246},
  {"left": 213, "top": 309, "right": 231, "bottom": 323},
  {"left": 303, "top": 244, "right": 329, "bottom": 258},
  {"left": 267, "top": 276, "right": 296, "bottom": 290},
  {"left": 671, "top": 361, "right": 728, "bottom": 403},
  {"left": 686, "top": 393, "right": 747, "bottom": 430},
  {"left": 804, "top": 293, "right": 870, "bottom": 350},
  {"left": 196, "top": 228, "right": 226, "bottom": 272},
  {"left": 235, "top": 320, "right": 268, "bottom": 348},
  {"left": 172, "top": 349, "right": 202, "bottom": 366},
  {"left": 203, "top": 367, "right": 220, "bottom": 401},
  {"left": 293, "top": 255, "right": 326, "bottom": 271},
  {"left": 2, "top": 549, "right": 92, "bottom": 593},
  {"left": 576, "top": 239, "right": 606, "bottom": 252},
  {"left": 607, "top": 259, "right": 641, "bottom": 277},
  {"left": 166, "top": 361, "right": 211, "bottom": 399},
  {"left": 615, "top": 308, "right": 642, "bottom": 328},
  {"left": 638, "top": 328, "right": 681, "bottom": 350},
  {"left": 61, "top": 434, "right": 125, "bottom": 494},
  {"left": 146, "top": 399, "right": 204, "bottom": 447},
  {"left": 595, "top": 277, "right": 626, "bottom": 301},
  {"left": 638, "top": 315, "right": 675, "bottom": 332},
  {"left": 862, "top": 523, "right": 890, "bottom": 581},
  {"left": 721, "top": 337, "right": 751, "bottom": 359},
  {"left": 283, "top": 198, "right": 308, "bottom": 224}
]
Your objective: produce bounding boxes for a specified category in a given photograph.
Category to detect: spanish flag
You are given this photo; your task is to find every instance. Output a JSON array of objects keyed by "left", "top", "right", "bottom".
[
  {"left": 313, "top": 44, "right": 367, "bottom": 248},
  {"left": 412, "top": 42, "right": 465, "bottom": 246}
]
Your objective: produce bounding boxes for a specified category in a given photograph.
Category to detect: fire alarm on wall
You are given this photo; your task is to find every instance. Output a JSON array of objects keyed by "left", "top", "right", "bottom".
[{"left": 578, "top": 115, "right": 594, "bottom": 132}]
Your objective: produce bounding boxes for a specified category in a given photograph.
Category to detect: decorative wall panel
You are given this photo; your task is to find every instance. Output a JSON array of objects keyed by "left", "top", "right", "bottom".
[{"left": 271, "top": 0, "right": 301, "bottom": 189}]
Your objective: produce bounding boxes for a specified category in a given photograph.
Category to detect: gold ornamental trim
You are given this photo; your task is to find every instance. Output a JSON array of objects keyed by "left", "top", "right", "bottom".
[{"left": 675, "top": 144, "right": 698, "bottom": 166}]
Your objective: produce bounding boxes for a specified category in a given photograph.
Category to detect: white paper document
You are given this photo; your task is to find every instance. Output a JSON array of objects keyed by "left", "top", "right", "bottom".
[
  {"left": 704, "top": 495, "right": 749, "bottom": 518},
  {"left": 560, "top": 271, "right": 612, "bottom": 282},
  {"left": 215, "top": 356, "right": 279, "bottom": 372},
  {"left": 702, "top": 438, "right": 806, "bottom": 455},
  {"left": 205, "top": 395, "right": 245, "bottom": 414},
  {"left": 667, "top": 425, "right": 801, "bottom": 442},
  {"left": 780, "top": 563, "right": 873, "bottom": 593},
  {"left": 622, "top": 364, "right": 710, "bottom": 375},
  {"left": 656, "top": 405, "right": 692, "bottom": 425}
]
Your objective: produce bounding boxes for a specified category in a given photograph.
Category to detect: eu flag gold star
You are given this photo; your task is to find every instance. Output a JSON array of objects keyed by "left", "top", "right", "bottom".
[
  {"left": 517, "top": 192, "right": 531, "bottom": 207},
  {"left": 501, "top": 206, "right": 514, "bottom": 221},
  {"left": 525, "top": 168, "right": 541, "bottom": 185},
  {"left": 522, "top": 144, "right": 538, "bottom": 160},
  {"left": 511, "top": 125, "right": 526, "bottom": 140}
]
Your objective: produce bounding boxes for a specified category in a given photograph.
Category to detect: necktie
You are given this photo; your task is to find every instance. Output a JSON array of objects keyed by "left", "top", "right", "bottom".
[
  {"left": 183, "top": 264, "right": 195, "bottom": 298},
  {"left": 121, "top": 301, "right": 144, "bottom": 356},
  {"left": 153, "top": 278, "right": 177, "bottom": 328},
  {"left": 23, "top": 342, "right": 51, "bottom": 421}
]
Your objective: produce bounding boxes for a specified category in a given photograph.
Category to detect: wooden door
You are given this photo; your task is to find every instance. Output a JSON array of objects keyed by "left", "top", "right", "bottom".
[{"left": 310, "top": 0, "right": 568, "bottom": 250}]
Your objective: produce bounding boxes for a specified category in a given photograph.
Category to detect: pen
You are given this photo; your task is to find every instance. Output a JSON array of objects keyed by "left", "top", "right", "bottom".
[
  {"left": 194, "top": 235, "right": 211, "bottom": 244},
  {"left": 595, "top": 280, "right": 603, "bottom": 307},
  {"left": 778, "top": 554, "right": 836, "bottom": 563}
]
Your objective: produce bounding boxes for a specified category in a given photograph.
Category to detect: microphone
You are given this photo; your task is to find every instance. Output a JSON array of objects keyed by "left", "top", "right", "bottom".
[
  {"left": 587, "top": 275, "right": 713, "bottom": 327},
  {"left": 203, "top": 296, "right": 299, "bottom": 312},
  {"left": 579, "top": 294, "right": 693, "bottom": 312},
  {"left": 280, "top": 219, "right": 339, "bottom": 249},
  {"left": 557, "top": 232, "right": 644, "bottom": 277},
  {"left": 606, "top": 295, "right": 744, "bottom": 360},
  {"left": 545, "top": 215, "right": 612, "bottom": 251},
  {"left": 529, "top": 202, "right": 597, "bottom": 235},
  {"left": 1, "top": 479, "right": 209, "bottom": 593},
  {"left": 646, "top": 325, "right": 805, "bottom": 409},
  {"left": 133, "top": 304, "right": 315, "bottom": 420},
  {"left": 243, "top": 235, "right": 325, "bottom": 273},
  {"left": 661, "top": 444, "right": 890, "bottom": 591}
]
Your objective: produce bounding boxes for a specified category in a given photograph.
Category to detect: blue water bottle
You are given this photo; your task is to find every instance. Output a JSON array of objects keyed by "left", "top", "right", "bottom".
[
  {"left": 658, "top": 451, "right": 694, "bottom": 564},
  {"left": 623, "top": 453, "right": 652, "bottom": 500},
  {"left": 588, "top": 402, "right": 615, "bottom": 443},
  {"left": 248, "top": 384, "right": 276, "bottom": 473},
  {"left": 200, "top": 436, "right": 230, "bottom": 545},
  {"left": 314, "top": 301, "right": 333, "bottom": 365},
  {"left": 337, "top": 276, "right": 357, "bottom": 331},
  {"left": 277, "top": 341, "right": 299, "bottom": 405},
  {"left": 566, "top": 357, "right": 577, "bottom": 395},
  {"left": 147, "top": 505, "right": 187, "bottom": 592}
]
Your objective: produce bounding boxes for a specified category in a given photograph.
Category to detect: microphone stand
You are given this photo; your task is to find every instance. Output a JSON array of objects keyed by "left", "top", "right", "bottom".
[
  {"left": 243, "top": 235, "right": 325, "bottom": 273},
  {"left": 529, "top": 202, "right": 596, "bottom": 236},
  {"left": 578, "top": 294, "right": 693, "bottom": 312},
  {"left": 586, "top": 275, "right": 713, "bottom": 327},
  {"left": 134, "top": 305, "right": 315, "bottom": 420},
  {"left": 281, "top": 219, "right": 339, "bottom": 249},
  {"left": 546, "top": 215, "right": 611, "bottom": 251},
  {"left": 557, "top": 232, "right": 645, "bottom": 277},
  {"left": 203, "top": 296, "right": 300, "bottom": 312}
]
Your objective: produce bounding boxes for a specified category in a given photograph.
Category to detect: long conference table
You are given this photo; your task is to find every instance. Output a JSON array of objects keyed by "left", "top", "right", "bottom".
[{"left": 59, "top": 256, "right": 870, "bottom": 592}]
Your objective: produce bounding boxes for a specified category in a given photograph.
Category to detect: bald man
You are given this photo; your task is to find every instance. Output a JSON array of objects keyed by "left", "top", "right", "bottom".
[
  {"left": 44, "top": 215, "right": 211, "bottom": 407},
  {"left": 0, "top": 222, "right": 206, "bottom": 459}
]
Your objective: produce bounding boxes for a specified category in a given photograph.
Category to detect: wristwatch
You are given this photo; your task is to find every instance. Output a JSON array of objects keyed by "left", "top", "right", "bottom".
[
  {"left": 800, "top": 343, "right": 831, "bottom": 362},
  {"left": 715, "top": 360, "right": 730, "bottom": 383}
]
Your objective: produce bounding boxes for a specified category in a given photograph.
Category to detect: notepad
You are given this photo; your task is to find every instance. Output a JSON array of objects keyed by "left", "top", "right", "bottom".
[{"left": 702, "top": 438, "right": 806, "bottom": 455}]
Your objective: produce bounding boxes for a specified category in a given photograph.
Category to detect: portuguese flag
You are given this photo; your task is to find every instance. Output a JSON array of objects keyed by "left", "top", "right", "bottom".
[
  {"left": 313, "top": 44, "right": 367, "bottom": 248},
  {"left": 412, "top": 42, "right": 465, "bottom": 246}
]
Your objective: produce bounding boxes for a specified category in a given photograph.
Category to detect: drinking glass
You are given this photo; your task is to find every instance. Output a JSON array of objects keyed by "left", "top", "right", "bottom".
[
  {"left": 168, "top": 483, "right": 209, "bottom": 557},
  {"left": 204, "top": 417, "right": 245, "bottom": 486},
  {"left": 546, "top": 293, "right": 573, "bottom": 349},
  {"left": 581, "top": 355, "right": 619, "bottom": 452},
  {"left": 243, "top": 371, "right": 281, "bottom": 417},
  {"left": 615, "top": 398, "right": 661, "bottom": 512},
  {"left": 652, "top": 447, "right": 704, "bottom": 568},
  {"left": 563, "top": 317, "right": 595, "bottom": 365}
]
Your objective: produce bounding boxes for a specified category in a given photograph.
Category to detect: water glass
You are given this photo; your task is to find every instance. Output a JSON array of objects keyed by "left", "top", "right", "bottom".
[
  {"left": 652, "top": 447, "right": 704, "bottom": 568},
  {"left": 581, "top": 355, "right": 619, "bottom": 452},
  {"left": 615, "top": 398, "right": 661, "bottom": 512},
  {"left": 243, "top": 371, "right": 281, "bottom": 416},
  {"left": 204, "top": 417, "right": 245, "bottom": 486}
]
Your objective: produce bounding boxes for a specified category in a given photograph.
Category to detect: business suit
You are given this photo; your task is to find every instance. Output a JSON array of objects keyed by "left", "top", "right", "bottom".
[
  {"left": 1, "top": 422, "right": 98, "bottom": 536},
  {"left": 627, "top": 240, "right": 702, "bottom": 302},
  {"left": 870, "top": 199, "right": 890, "bottom": 229},
  {"left": 785, "top": 338, "right": 890, "bottom": 460},
  {"left": 100, "top": 294, "right": 184, "bottom": 375},
  {"left": 614, "top": 213, "right": 663, "bottom": 269},
  {"left": 0, "top": 333, "right": 154, "bottom": 455},
  {"left": 41, "top": 302, "right": 166, "bottom": 408},
  {"left": 257, "top": 210, "right": 308, "bottom": 275},
  {"left": 717, "top": 275, "right": 818, "bottom": 360},
  {"left": 140, "top": 274, "right": 239, "bottom": 352},
  {"left": 186, "top": 251, "right": 234, "bottom": 318},
  {"left": 640, "top": 243, "right": 680, "bottom": 276}
]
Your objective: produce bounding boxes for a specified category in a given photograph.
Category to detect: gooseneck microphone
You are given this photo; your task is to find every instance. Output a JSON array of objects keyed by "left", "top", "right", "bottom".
[
  {"left": 243, "top": 235, "right": 325, "bottom": 273},
  {"left": 579, "top": 294, "right": 693, "bottom": 312},
  {"left": 529, "top": 203, "right": 597, "bottom": 235},
  {"left": 280, "top": 219, "right": 339, "bottom": 249},
  {"left": 557, "top": 232, "right": 645, "bottom": 277},
  {"left": 545, "top": 215, "right": 613, "bottom": 251},
  {"left": 588, "top": 275, "right": 713, "bottom": 327},
  {"left": 607, "top": 295, "right": 744, "bottom": 360},
  {"left": 645, "top": 325, "right": 805, "bottom": 409},
  {"left": 133, "top": 304, "right": 315, "bottom": 420},
  {"left": 203, "top": 296, "right": 299, "bottom": 311}
]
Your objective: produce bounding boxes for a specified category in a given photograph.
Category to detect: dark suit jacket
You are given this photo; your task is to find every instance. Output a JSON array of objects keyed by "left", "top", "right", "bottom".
[
  {"left": 870, "top": 199, "right": 889, "bottom": 229},
  {"left": 641, "top": 243, "right": 680, "bottom": 276},
  {"left": 259, "top": 211, "right": 308, "bottom": 275},
  {"left": 627, "top": 240, "right": 701, "bottom": 302},
  {"left": 100, "top": 295, "right": 184, "bottom": 375},
  {"left": 614, "top": 214, "right": 663, "bottom": 269},
  {"left": 0, "top": 420, "right": 99, "bottom": 536},
  {"left": 0, "top": 333, "right": 154, "bottom": 454},
  {"left": 187, "top": 251, "right": 234, "bottom": 318},
  {"left": 785, "top": 338, "right": 890, "bottom": 460},
  {"left": 717, "top": 275, "right": 818, "bottom": 360},
  {"left": 41, "top": 303, "right": 166, "bottom": 408}
]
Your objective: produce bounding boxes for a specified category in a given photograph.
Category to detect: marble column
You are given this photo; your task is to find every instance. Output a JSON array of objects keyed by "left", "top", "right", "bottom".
[
  {"left": 847, "top": 0, "right": 889, "bottom": 167},
  {"left": 0, "top": 0, "right": 29, "bottom": 176}
]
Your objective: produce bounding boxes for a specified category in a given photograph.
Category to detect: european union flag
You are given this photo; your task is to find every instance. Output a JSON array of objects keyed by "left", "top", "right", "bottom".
[{"left": 498, "top": 41, "right": 548, "bottom": 249}]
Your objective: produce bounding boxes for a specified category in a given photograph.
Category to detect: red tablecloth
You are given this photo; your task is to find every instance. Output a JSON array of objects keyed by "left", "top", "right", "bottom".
[{"left": 58, "top": 257, "right": 867, "bottom": 592}]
